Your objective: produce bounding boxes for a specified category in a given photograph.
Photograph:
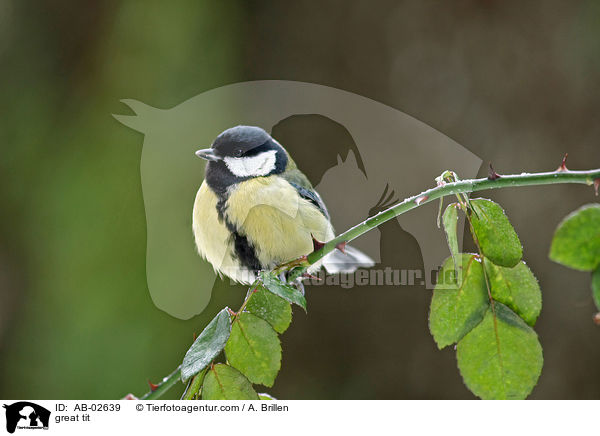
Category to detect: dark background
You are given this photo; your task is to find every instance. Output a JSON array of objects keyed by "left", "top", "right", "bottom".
[{"left": 1, "top": 0, "right": 599, "bottom": 399}]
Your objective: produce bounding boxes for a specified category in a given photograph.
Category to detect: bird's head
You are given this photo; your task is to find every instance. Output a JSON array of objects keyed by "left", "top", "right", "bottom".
[{"left": 197, "top": 126, "right": 288, "bottom": 193}]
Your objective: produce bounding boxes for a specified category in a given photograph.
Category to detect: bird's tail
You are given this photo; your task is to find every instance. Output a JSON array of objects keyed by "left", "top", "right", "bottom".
[{"left": 321, "top": 245, "right": 375, "bottom": 274}]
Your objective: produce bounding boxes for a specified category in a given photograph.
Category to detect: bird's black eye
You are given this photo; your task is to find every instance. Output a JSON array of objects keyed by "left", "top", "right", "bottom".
[{"left": 235, "top": 149, "right": 244, "bottom": 157}]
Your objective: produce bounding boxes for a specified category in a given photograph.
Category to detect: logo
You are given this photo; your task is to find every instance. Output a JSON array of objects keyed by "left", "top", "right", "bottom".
[
  {"left": 3, "top": 402, "right": 50, "bottom": 433},
  {"left": 114, "top": 80, "right": 482, "bottom": 319}
]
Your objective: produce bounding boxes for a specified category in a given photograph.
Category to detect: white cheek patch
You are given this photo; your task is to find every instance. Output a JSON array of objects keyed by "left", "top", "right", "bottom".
[{"left": 224, "top": 150, "right": 278, "bottom": 177}]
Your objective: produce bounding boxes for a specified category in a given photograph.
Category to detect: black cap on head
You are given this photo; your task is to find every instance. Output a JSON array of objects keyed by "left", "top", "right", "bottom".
[
  {"left": 202, "top": 125, "right": 288, "bottom": 195},
  {"left": 212, "top": 125, "right": 272, "bottom": 158}
]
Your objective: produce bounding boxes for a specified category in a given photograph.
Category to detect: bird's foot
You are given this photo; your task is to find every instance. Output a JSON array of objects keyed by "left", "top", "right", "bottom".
[{"left": 273, "top": 255, "right": 309, "bottom": 274}]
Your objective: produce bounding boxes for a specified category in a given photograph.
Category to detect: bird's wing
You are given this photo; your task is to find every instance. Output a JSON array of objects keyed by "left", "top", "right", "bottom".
[
  {"left": 286, "top": 180, "right": 330, "bottom": 221},
  {"left": 281, "top": 153, "right": 314, "bottom": 189},
  {"left": 281, "top": 155, "right": 330, "bottom": 221}
]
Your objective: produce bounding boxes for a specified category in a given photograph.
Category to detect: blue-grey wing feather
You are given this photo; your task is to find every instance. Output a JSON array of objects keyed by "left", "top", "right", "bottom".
[{"left": 287, "top": 181, "right": 330, "bottom": 221}]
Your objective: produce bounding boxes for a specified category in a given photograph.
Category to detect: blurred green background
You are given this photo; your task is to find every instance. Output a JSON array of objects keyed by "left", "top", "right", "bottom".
[{"left": 1, "top": 0, "right": 599, "bottom": 399}]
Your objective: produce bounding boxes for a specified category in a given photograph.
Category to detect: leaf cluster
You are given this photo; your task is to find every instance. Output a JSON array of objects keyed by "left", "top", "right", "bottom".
[
  {"left": 432, "top": 198, "right": 543, "bottom": 399},
  {"left": 179, "top": 272, "right": 306, "bottom": 399}
]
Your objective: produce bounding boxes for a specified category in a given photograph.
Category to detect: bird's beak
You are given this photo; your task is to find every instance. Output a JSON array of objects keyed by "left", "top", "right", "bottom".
[{"left": 195, "top": 148, "right": 221, "bottom": 161}]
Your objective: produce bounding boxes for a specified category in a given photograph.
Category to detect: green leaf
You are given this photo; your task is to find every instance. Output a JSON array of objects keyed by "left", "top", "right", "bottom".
[
  {"left": 247, "top": 285, "right": 293, "bottom": 333},
  {"left": 457, "top": 303, "right": 543, "bottom": 399},
  {"left": 181, "top": 308, "right": 232, "bottom": 382},
  {"left": 259, "top": 271, "right": 307, "bottom": 311},
  {"left": 592, "top": 266, "right": 600, "bottom": 311},
  {"left": 225, "top": 312, "right": 282, "bottom": 387},
  {"left": 181, "top": 368, "right": 206, "bottom": 400},
  {"left": 469, "top": 198, "right": 523, "bottom": 267},
  {"left": 201, "top": 364, "right": 259, "bottom": 400},
  {"left": 485, "top": 260, "right": 542, "bottom": 326},
  {"left": 429, "top": 254, "right": 490, "bottom": 349},
  {"left": 442, "top": 203, "right": 461, "bottom": 284},
  {"left": 258, "top": 393, "right": 277, "bottom": 400},
  {"left": 549, "top": 204, "right": 600, "bottom": 271}
]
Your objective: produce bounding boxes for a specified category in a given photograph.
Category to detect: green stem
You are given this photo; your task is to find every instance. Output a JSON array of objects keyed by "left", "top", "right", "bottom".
[
  {"left": 133, "top": 166, "right": 600, "bottom": 400},
  {"left": 306, "top": 168, "right": 600, "bottom": 266},
  {"left": 140, "top": 365, "right": 182, "bottom": 400},
  {"left": 136, "top": 281, "right": 260, "bottom": 400},
  {"left": 235, "top": 280, "right": 259, "bottom": 318}
]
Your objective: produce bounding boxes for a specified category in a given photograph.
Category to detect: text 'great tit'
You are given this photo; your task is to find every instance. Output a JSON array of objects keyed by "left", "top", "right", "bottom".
[{"left": 192, "top": 125, "right": 374, "bottom": 285}]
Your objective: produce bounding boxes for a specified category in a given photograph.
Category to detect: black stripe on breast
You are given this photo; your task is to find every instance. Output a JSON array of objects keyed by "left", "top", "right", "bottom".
[{"left": 216, "top": 196, "right": 263, "bottom": 272}]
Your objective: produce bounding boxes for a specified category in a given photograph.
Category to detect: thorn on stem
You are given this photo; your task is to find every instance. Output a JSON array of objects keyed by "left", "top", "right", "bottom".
[
  {"left": 594, "top": 178, "right": 599, "bottom": 196},
  {"left": 336, "top": 241, "right": 347, "bottom": 254},
  {"left": 227, "top": 308, "right": 237, "bottom": 316},
  {"left": 594, "top": 312, "right": 600, "bottom": 326},
  {"left": 415, "top": 195, "right": 429, "bottom": 205},
  {"left": 311, "top": 234, "right": 325, "bottom": 251},
  {"left": 192, "top": 332, "right": 197, "bottom": 342},
  {"left": 557, "top": 153, "right": 569, "bottom": 172},
  {"left": 148, "top": 380, "right": 159, "bottom": 392},
  {"left": 302, "top": 272, "right": 322, "bottom": 281},
  {"left": 488, "top": 163, "right": 501, "bottom": 180}
]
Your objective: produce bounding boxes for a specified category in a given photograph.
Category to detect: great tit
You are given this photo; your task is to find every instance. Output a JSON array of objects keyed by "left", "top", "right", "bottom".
[{"left": 193, "top": 125, "right": 374, "bottom": 285}]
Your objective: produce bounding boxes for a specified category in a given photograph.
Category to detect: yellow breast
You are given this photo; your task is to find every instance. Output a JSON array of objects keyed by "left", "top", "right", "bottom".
[
  {"left": 192, "top": 176, "right": 334, "bottom": 281},
  {"left": 192, "top": 182, "right": 241, "bottom": 279}
]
